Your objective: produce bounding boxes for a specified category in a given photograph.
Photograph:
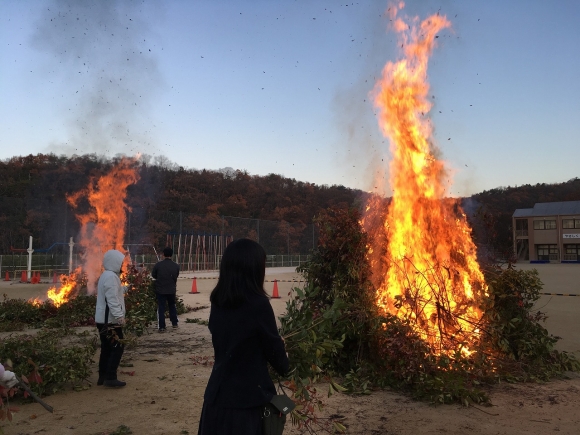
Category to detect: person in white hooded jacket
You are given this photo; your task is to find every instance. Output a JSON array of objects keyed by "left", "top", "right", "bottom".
[
  {"left": 95, "top": 249, "right": 128, "bottom": 387},
  {"left": 0, "top": 363, "right": 19, "bottom": 389}
]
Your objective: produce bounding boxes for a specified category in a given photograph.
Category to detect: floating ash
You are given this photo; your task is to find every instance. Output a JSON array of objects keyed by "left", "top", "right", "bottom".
[{"left": 363, "top": 4, "right": 487, "bottom": 355}]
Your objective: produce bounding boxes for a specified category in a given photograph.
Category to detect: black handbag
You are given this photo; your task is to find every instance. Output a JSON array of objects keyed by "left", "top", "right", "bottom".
[{"left": 262, "top": 382, "right": 295, "bottom": 435}]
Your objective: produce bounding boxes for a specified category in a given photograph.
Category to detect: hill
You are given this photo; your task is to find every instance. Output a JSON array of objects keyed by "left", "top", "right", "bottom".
[
  {"left": 467, "top": 178, "right": 580, "bottom": 258},
  {"left": 1, "top": 153, "right": 578, "bottom": 258},
  {"left": 0, "top": 153, "right": 364, "bottom": 255}
]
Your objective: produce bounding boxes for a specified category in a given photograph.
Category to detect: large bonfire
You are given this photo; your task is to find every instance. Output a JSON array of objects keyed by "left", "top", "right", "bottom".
[
  {"left": 364, "top": 4, "right": 487, "bottom": 355},
  {"left": 42, "top": 158, "right": 139, "bottom": 306}
]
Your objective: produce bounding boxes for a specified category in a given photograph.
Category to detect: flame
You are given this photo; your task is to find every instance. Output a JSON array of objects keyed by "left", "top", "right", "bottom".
[
  {"left": 365, "top": 5, "right": 486, "bottom": 354},
  {"left": 28, "top": 297, "right": 43, "bottom": 307},
  {"left": 67, "top": 158, "right": 139, "bottom": 293},
  {"left": 46, "top": 268, "right": 82, "bottom": 307}
]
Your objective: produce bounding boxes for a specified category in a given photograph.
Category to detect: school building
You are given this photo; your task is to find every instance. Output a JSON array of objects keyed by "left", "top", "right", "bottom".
[{"left": 513, "top": 200, "right": 580, "bottom": 263}]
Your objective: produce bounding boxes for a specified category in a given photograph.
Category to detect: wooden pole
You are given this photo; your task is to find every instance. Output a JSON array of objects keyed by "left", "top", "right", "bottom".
[{"left": 14, "top": 375, "right": 54, "bottom": 413}]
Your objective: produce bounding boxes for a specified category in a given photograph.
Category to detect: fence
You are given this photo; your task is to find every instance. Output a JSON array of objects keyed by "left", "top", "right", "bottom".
[
  {"left": 162, "top": 234, "right": 312, "bottom": 271},
  {"left": 149, "top": 211, "right": 318, "bottom": 256},
  {"left": 0, "top": 252, "right": 81, "bottom": 281},
  {"left": 266, "top": 255, "right": 310, "bottom": 268},
  {"left": 1, "top": 201, "right": 319, "bottom": 258},
  {"left": 166, "top": 233, "right": 231, "bottom": 271},
  {"left": 0, "top": 213, "right": 318, "bottom": 278},
  {"left": 0, "top": 251, "right": 311, "bottom": 280}
]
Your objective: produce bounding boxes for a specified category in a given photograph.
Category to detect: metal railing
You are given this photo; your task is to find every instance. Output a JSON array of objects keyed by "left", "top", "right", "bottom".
[
  {"left": 563, "top": 254, "right": 578, "bottom": 261},
  {"left": 266, "top": 255, "right": 310, "bottom": 268}
]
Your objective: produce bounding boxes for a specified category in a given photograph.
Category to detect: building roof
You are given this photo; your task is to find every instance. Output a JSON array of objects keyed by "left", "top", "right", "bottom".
[{"left": 513, "top": 200, "right": 580, "bottom": 218}]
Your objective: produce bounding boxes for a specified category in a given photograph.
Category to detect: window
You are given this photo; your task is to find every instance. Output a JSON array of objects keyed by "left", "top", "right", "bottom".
[
  {"left": 515, "top": 219, "right": 528, "bottom": 237},
  {"left": 533, "top": 220, "right": 556, "bottom": 230},
  {"left": 515, "top": 219, "right": 528, "bottom": 230},
  {"left": 564, "top": 219, "right": 580, "bottom": 228},
  {"left": 564, "top": 244, "right": 580, "bottom": 261},
  {"left": 537, "top": 244, "right": 558, "bottom": 261}
]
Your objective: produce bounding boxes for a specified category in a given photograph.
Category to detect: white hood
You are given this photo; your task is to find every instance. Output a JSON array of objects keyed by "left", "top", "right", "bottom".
[{"left": 103, "top": 250, "right": 125, "bottom": 273}]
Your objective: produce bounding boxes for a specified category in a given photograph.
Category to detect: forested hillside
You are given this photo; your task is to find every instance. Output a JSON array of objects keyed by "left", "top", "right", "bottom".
[
  {"left": 0, "top": 154, "right": 363, "bottom": 254},
  {"left": 1, "top": 153, "right": 578, "bottom": 257},
  {"left": 467, "top": 178, "right": 580, "bottom": 258}
]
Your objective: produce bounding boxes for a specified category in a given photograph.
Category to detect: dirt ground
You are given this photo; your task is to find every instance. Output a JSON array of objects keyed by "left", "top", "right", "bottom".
[{"left": 1, "top": 264, "right": 580, "bottom": 435}]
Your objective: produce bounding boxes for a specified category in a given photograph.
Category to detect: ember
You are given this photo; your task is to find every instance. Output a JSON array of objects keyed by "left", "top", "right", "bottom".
[{"left": 364, "top": 4, "right": 487, "bottom": 355}]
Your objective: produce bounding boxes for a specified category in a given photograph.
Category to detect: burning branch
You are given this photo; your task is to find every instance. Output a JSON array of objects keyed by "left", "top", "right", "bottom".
[{"left": 364, "top": 5, "right": 487, "bottom": 355}]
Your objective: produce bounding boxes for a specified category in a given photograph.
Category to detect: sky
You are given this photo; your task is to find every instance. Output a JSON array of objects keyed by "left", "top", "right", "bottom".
[{"left": 1, "top": 0, "right": 579, "bottom": 197}]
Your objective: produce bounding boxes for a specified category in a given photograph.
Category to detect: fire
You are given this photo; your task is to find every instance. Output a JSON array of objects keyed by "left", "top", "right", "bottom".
[
  {"left": 46, "top": 268, "right": 82, "bottom": 307},
  {"left": 28, "top": 297, "right": 43, "bottom": 307},
  {"left": 365, "top": 4, "right": 486, "bottom": 354},
  {"left": 29, "top": 158, "right": 137, "bottom": 307},
  {"left": 67, "top": 158, "right": 139, "bottom": 293}
]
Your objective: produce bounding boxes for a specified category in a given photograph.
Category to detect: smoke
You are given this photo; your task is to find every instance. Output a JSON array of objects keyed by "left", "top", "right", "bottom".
[
  {"left": 31, "top": 0, "right": 163, "bottom": 156},
  {"left": 461, "top": 197, "right": 481, "bottom": 219},
  {"left": 331, "top": 6, "right": 397, "bottom": 197}
]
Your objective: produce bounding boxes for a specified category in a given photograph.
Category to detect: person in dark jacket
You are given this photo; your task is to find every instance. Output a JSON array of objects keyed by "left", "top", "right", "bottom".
[
  {"left": 151, "top": 247, "right": 180, "bottom": 332},
  {"left": 198, "top": 238, "right": 289, "bottom": 435}
]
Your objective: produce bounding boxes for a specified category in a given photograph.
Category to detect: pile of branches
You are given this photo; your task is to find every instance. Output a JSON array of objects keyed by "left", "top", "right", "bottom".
[
  {"left": 279, "top": 206, "right": 580, "bottom": 422},
  {"left": 0, "top": 264, "right": 193, "bottom": 410},
  {"left": 0, "top": 264, "right": 191, "bottom": 334}
]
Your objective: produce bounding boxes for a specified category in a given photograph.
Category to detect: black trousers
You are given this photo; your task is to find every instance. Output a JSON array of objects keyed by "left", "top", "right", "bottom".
[
  {"left": 96, "top": 324, "right": 124, "bottom": 380},
  {"left": 156, "top": 292, "right": 178, "bottom": 329}
]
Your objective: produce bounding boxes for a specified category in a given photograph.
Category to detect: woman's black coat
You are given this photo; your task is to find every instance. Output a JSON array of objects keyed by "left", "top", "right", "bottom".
[{"left": 203, "top": 292, "right": 289, "bottom": 408}]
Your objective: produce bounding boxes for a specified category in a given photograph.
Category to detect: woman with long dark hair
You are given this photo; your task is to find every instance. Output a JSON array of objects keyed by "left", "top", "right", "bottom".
[{"left": 198, "top": 238, "right": 289, "bottom": 435}]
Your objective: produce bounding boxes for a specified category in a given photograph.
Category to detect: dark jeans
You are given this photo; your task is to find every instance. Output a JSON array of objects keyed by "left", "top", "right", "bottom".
[
  {"left": 96, "top": 324, "right": 124, "bottom": 380},
  {"left": 156, "top": 292, "right": 178, "bottom": 329}
]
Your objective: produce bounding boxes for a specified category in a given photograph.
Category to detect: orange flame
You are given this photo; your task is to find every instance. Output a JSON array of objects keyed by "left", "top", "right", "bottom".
[
  {"left": 365, "top": 5, "right": 486, "bottom": 354},
  {"left": 46, "top": 267, "right": 82, "bottom": 307},
  {"left": 28, "top": 297, "right": 43, "bottom": 307},
  {"left": 67, "top": 158, "right": 139, "bottom": 293}
]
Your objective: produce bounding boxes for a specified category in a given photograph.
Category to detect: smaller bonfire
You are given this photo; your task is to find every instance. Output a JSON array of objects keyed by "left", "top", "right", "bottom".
[{"left": 28, "top": 157, "right": 140, "bottom": 307}]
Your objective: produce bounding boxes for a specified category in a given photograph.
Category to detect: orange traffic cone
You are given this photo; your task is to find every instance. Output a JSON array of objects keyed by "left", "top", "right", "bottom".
[
  {"left": 52, "top": 272, "right": 58, "bottom": 284},
  {"left": 271, "top": 280, "right": 281, "bottom": 299},
  {"left": 190, "top": 277, "right": 199, "bottom": 294},
  {"left": 4, "top": 271, "right": 9, "bottom": 281},
  {"left": 36, "top": 272, "right": 41, "bottom": 283},
  {"left": 31, "top": 273, "right": 37, "bottom": 284},
  {"left": 21, "top": 271, "right": 27, "bottom": 283}
]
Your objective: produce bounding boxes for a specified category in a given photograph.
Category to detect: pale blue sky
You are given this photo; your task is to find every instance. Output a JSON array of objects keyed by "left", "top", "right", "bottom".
[{"left": 1, "top": 0, "right": 579, "bottom": 196}]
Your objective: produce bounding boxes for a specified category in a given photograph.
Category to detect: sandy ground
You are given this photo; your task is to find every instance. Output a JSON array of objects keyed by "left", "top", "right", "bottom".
[{"left": 1, "top": 264, "right": 580, "bottom": 435}]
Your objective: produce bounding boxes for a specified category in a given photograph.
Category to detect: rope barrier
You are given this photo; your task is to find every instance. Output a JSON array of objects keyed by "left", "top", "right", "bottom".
[
  {"left": 179, "top": 276, "right": 304, "bottom": 283},
  {"left": 540, "top": 292, "right": 579, "bottom": 297}
]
